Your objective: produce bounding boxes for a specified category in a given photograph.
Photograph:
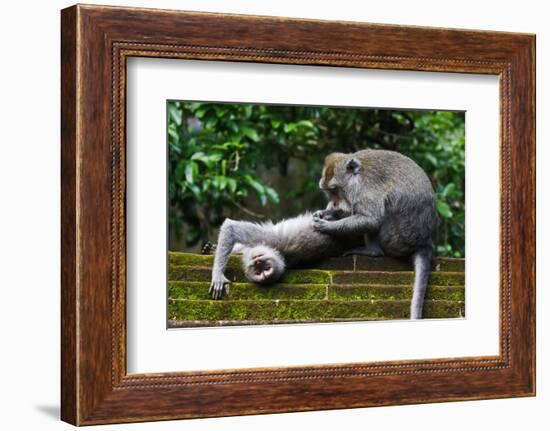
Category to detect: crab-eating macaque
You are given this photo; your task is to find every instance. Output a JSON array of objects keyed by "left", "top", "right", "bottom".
[
  {"left": 313, "top": 149, "right": 438, "bottom": 319},
  {"left": 209, "top": 212, "right": 362, "bottom": 299}
]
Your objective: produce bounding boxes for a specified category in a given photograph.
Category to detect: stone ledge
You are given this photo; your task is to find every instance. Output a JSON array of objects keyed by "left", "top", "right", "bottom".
[
  {"left": 169, "top": 265, "right": 332, "bottom": 284},
  {"left": 168, "top": 299, "right": 465, "bottom": 322},
  {"left": 169, "top": 281, "right": 465, "bottom": 301},
  {"left": 168, "top": 265, "right": 464, "bottom": 286},
  {"left": 167, "top": 252, "right": 466, "bottom": 327},
  {"left": 168, "top": 316, "right": 464, "bottom": 328},
  {"left": 169, "top": 252, "right": 465, "bottom": 272}
]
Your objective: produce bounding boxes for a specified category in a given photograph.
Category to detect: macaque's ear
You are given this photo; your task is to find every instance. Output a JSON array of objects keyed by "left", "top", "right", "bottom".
[{"left": 345, "top": 158, "right": 361, "bottom": 174}]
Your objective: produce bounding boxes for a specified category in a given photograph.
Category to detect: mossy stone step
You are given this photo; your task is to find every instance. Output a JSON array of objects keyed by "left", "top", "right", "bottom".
[
  {"left": 168, "top": 252, "right": 464, "bottom": 272},
  {"left": 167, "top": 252, "right": 465, "bottom": 327},
  {"left": 169, "top": 281, "right": 327, "bottom": 300},
  {"left": 168, "top": 318, "right": 413, "bottom": 328},
  {"left": 168, "top": 299, "right": 465, "bottom": 322},
  {"left": 332, "top": 271, "right": 464, "bottom": 286},
  {"left": 168, "top": 265, "right": 331, "bottom": 284},
  {"left": 329, "top": 284, "right": 464, "bottom": 301},
  {"left": 168, "top": 253, "right": 243, "bottom": 272},
  {"left": 168, "top": 281, "right": 465, "bottom": 301},
  {"left": 168, "top": 265, "right": 464, "bottom": 286}
]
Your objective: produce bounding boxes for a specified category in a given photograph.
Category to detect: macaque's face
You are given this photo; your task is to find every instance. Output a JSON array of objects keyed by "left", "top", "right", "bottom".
[
  {"left": 319, "top": 153, "right": 353, "bottom": 213},
  {"left": 319, "top": 153, "right": 362, "bottom": 213},
  {"left": 319, "top": 153, "right": 347, "bottom": 191},
  {"left": 242, "top": 246, "right": 285, "bottom": 284}
]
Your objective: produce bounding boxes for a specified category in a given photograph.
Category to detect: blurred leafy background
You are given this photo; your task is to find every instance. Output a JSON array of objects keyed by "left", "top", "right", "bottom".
[{"left": 168, "top": 101, "right": 465, "bottom": 257}]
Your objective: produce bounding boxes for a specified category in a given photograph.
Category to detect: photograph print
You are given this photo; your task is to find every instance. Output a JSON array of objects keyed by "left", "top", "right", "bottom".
[{"left": 167, "top": 101, "right": 465, "bottom": 328}]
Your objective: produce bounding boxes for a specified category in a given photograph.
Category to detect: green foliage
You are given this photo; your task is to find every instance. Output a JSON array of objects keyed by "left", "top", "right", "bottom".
[{"left": 168, "top": 101, "right": 465, "bottom": 257}]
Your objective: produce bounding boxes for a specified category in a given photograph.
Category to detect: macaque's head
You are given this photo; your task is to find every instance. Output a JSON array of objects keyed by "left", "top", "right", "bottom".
[
  {"left": 242, "top": 245, "right": 285, "bottom": 285},
  {"left": 319, "top": 152, "right": 362, "bottom": 212}
]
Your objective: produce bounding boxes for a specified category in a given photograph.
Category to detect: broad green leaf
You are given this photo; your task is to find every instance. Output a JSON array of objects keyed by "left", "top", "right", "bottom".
[
  {"left": 174, "top": 162, "right": 187, "bottom": 182},
  {"left": 436, "top": 200, "right": 453, "bottom": 218},
  {"left": 226, "top": 178, "right": 237, "bottom": 194},
  {"left": 168, "top": 125, "right": 179, "bottom": 145},
  {"left": 441, "top": 182, "right": 456, "bottom": 198},
  {"left": 242, "top": 127, "right": 260, "bottom": 142},
  {"left": 168, "top": 104, "right": 182, "bottom": 126},
  {"left": 264, "top": 187, "right": 280, "bottom": 204},
  {"left": 425, "top": 153, "right": 438, "bottom": 167},
  {"left": 216, "top": 176, "right": 228, "bottom": 191},
  {"left": 187, "top": 183, "right": 201, "bottom": 199},
  {"left": 296, "top": 120, "right": 314, "bottom": 129},
  {"left": 244, "top": 176, "right": 265, "bottom": 196},
  {"left": 184, "top": 162, "right": 198, "bottom": 184},
  {"left": 207, "top": 153, "right": 223, "bottom": 163}
]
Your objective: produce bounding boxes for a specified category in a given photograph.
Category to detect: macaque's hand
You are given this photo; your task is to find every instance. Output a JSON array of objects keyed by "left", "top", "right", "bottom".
[
  {"left": 312, "top": 216, "right": 333, "bottom": 233},
  {"left": 209, "top": 274, "right": 230, "bottom": 300},
  {"left": 313, "top": 210, "right": 328, "bottom": 220},
  {"left": 314, "top": 209, "right": 345, "bottom": 221}
]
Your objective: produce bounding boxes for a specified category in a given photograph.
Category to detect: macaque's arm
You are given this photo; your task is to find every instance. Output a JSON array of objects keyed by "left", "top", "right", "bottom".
[
  {"left": 209, "top": 220, "right": 235, "bottom": 299},
  {"left": 209, "top": 219, "right": 268, "bottom": 299},
  {"left": 312, "top": 213, "right": 380, "bottom": 236}
]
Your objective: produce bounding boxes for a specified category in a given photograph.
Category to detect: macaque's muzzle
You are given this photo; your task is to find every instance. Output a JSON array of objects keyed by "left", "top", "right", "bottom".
[
  {"left": 251, "top": 255, "right": 274, "bottom": 282},
  {"left": 252, "top": 256, "right": 270, "bottom": 273}
]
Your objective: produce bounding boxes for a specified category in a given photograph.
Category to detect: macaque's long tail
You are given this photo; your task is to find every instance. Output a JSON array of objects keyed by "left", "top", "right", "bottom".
[{"left": 410, "top": 246, "right": 433, "bottom": 319}]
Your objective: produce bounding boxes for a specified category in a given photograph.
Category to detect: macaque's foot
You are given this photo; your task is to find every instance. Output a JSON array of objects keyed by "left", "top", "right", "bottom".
[
  {"left": 209, "top": 275, "right": 230, "bottom": 300},
  {"left": 343, "top": 243, "right": 384, "bottom": 257},
  {"left": 202, "top": 242, "right": 217, "bottom": 254},
  {"left": 410, "top": 308, "right": 423, "bottom": 320}
]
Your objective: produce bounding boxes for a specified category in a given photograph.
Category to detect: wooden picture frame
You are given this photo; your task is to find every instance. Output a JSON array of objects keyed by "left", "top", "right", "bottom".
[{"left": 61, "top": 4, "right": 535, "bottom": 425}]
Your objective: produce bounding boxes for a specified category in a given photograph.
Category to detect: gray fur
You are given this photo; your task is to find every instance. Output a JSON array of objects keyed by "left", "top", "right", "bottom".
[
  {"left": 209, "top": 212, "right": 362, "bottom": 299},
  {"left": 314, "top": 149, "right": 438, "bottom": 319}
]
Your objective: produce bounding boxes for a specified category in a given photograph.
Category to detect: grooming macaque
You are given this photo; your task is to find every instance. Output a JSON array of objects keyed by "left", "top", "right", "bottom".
[
  {"left": 313, "top": 149, "right": 438, "bottom": 319},
  {"left": 209, "top": 212, "right": 361, "bottom": 299}
]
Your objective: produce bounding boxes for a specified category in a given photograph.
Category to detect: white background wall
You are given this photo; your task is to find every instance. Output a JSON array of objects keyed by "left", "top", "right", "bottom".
[{"left": 0, "top": 0, "right": 546, "bottom": 429}]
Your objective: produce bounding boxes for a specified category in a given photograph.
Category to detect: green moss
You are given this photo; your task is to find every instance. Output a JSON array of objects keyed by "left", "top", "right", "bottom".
[
  {"left": 296, "top": 257, "right": 355, "bottom": 270},
  {"left": 168, "top": 299, "right": 465, "bottom": 322},
  {"left": 169, "top": 281, "right": 464, "bottom": 302},
  {"left": 166, "top": 252, "right": 465, "bottom": 326},
  {"left": 354, "top": 256, "right": 465, "bottom": 272},
  {"left": 280, "top": 270, "right": 331, "bottom": 284},
  {"left": 168, "top": 252, "right": 242, "bottom": 270},
  {"left": 169, "top": 281, "right": 326, "bottom": 300},
  {"left": 168, "top": 265, "right": 331, "bottom": 284},
  {"left": 431, "top": 258, "right": 465, "bottom": 272},
  {"left": 329, "top": 284, "right": 465, "bottom": 301},
  {"left": 332, "top": 271, "right": 464, "bottom": 286},
  {"left": 168, "top": 252, "right": 465, "bottom": 272},
  {"left": 168, "top": 266, "right": 237, "bottom": 282},
  {"left": 168, "top": 299, "right": 225, "bottom": 321},
  {"left": 429, "top": 272, "right": 465, "bottom": 286}
]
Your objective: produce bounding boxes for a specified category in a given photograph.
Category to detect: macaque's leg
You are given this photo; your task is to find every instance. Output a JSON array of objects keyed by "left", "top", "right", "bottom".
[
  {"left": 312, "top": 214, "right": 379, "bottom": 236},
  {"left": 209, "top": 219, "right": 270, "bottom": 300},
  {"left": 410, "top": 247, "right": 432, "bottom": 319}
]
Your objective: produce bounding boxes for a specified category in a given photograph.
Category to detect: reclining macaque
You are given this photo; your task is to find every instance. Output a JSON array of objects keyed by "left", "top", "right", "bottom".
[{"left": 209, "top": 211, "right": 360, "bottom": 299}]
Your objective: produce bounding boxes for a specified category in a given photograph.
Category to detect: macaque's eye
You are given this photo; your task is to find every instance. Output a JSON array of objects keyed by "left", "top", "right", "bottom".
[{"left": 345, "top": 158, "right": 360, "bottom": 174}]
